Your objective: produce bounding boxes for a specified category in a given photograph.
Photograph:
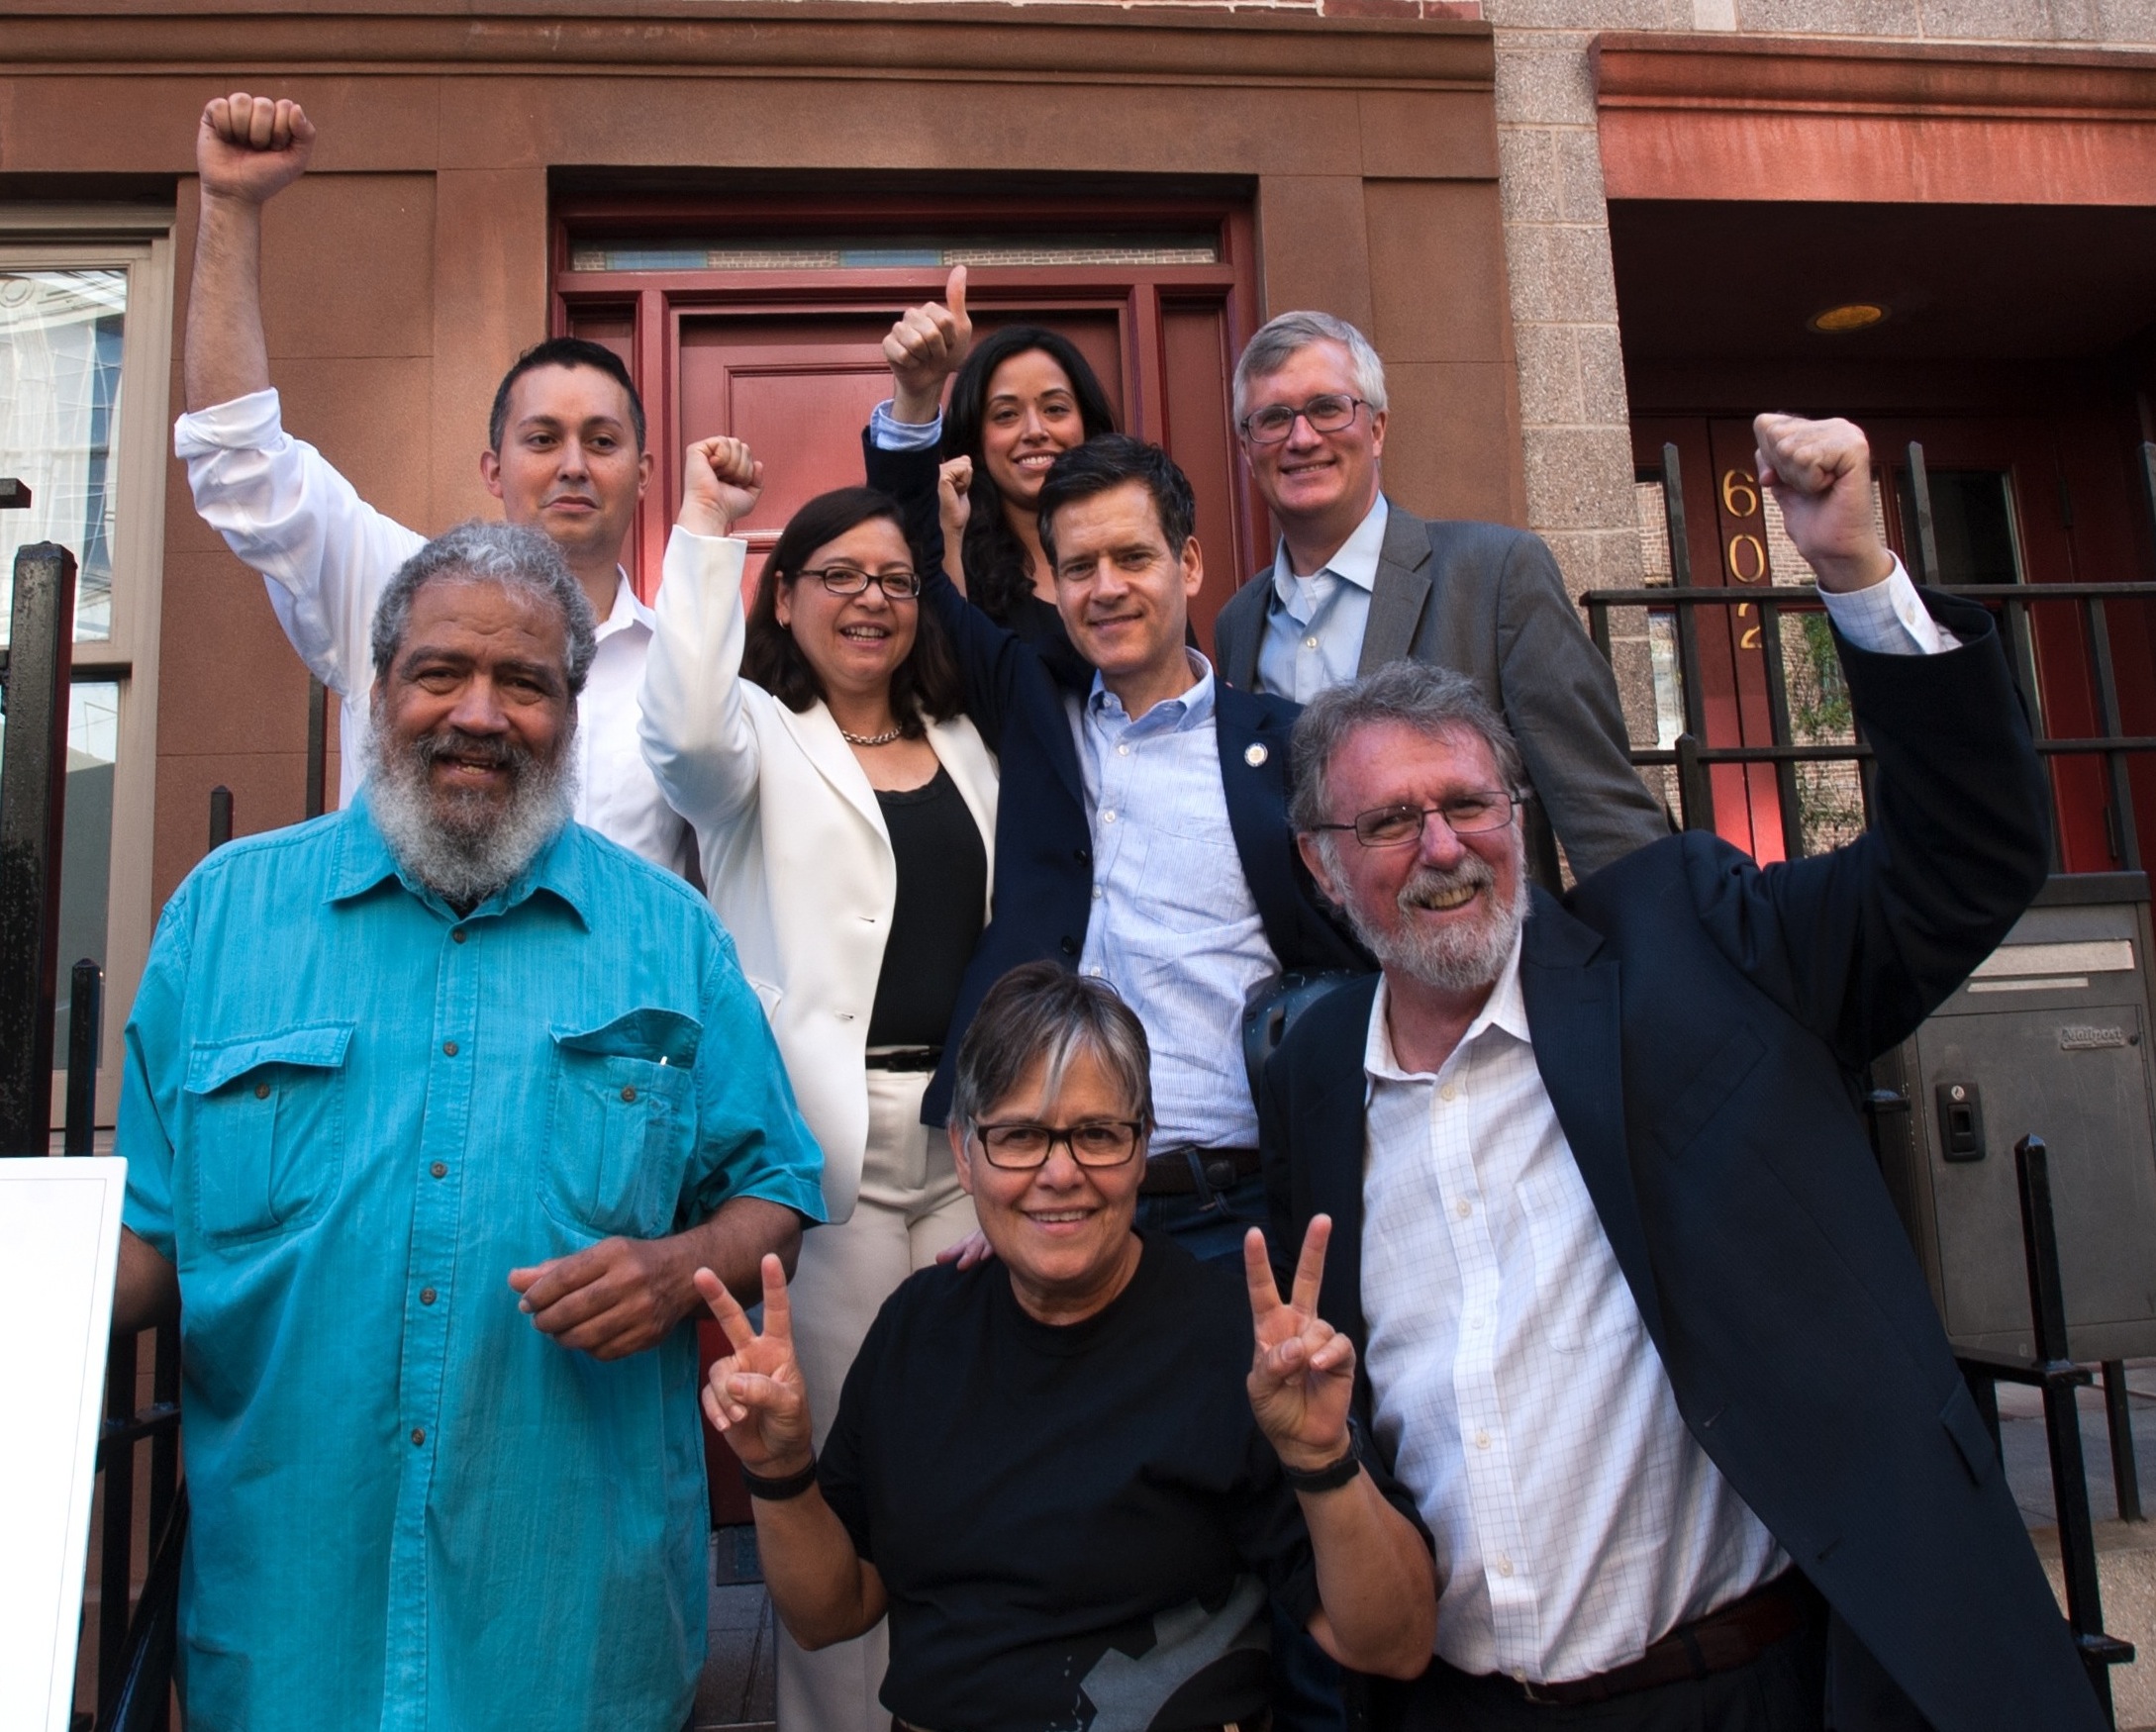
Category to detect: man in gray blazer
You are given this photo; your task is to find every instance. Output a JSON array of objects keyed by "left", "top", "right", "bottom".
[{"left": 1214, "top": 311, "right": 1667, "bottom": 881}]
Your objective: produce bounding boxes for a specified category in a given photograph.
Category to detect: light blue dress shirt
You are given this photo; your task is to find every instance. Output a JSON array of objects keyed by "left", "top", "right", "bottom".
[
  {"left": 869, "top": 399, "right": 942, "bottom": 451},
  {"left": 1072, "top": 655, "right": 1279, "bottom": 1149},
  {"left": 121, "top": 798, "right": 826, "bottom": 1732},
  {"left": 1253, "top": 495, "right": 1390, "bottom": 703}
]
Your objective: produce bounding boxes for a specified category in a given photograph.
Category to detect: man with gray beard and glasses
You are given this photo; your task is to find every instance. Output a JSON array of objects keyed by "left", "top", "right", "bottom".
[
  {"left": 1260, "top": 415, "right": 2100, "bottom": 1731},
  {"left": 110, "top": 521, "right": 826, "bottom": 1732}
]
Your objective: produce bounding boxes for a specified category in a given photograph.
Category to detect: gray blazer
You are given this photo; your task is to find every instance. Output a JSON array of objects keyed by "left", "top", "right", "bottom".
[{"left": 1214, "top": 499, "right": 1670, "bottom": 880}]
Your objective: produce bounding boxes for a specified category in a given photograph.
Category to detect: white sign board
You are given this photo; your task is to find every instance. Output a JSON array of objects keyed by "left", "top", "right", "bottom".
[{"left": 0, "top": 1157, "right": 129, "bottom": 1732}]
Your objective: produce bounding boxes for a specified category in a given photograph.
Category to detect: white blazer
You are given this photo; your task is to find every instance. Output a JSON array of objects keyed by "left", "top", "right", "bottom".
[{"left": 638, "top": 528, "right": 999, "bottom": 1221}]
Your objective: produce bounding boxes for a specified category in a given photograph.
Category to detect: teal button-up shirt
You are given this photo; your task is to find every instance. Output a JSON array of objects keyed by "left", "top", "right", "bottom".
[{"left": 121, "top": 800, "right": 826, "bottom": 1732}]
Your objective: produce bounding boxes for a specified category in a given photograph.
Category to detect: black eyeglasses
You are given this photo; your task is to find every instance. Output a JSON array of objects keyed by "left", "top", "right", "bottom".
[
  {"left": 1310, "top": 793, "right": 1520, "bottom": 848},
  {"left": 970, "top": 1118, "right": 1146, "bottom": 1169},
  {"left": 796, "top": 566, "right": 922, "bottom": 600},
  {"left": 1238, "top": 393, "right": 1369, "bottom": 445}
]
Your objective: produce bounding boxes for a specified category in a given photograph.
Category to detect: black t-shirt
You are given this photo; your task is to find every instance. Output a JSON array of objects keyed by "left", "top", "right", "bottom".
[
  {"left": 868, "top": 763, "right": 988, "bottom": 1048},
  {"left": 819, "top": 1233, "right": 1320, "bottom": 1732}
]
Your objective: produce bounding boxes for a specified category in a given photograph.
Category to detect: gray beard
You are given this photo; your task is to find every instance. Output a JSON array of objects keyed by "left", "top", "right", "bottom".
[
  {"left": 1339, "top": 849, "right": 1531, "bottom": 996},
  {"left": 367, "top": 722, "right": 575, "bottom": 910}
]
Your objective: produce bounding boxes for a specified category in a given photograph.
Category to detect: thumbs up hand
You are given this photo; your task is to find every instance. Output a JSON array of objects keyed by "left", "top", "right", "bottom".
[{"left": 883, "top": 264, "right": 974, "bottom": 426}]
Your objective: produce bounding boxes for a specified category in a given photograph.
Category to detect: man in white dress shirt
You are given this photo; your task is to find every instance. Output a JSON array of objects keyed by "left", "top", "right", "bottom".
[
  {"left": 174, "top": 92, "right": 690, "bottom": 870},
  {"left": 1260, "top": 415, "right": 2100, "bottom": 1729}
]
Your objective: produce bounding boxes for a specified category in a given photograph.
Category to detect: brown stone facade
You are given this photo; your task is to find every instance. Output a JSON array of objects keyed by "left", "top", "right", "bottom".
[{"left": 2, "top": 0, "right": 1519, "bottom": 915}]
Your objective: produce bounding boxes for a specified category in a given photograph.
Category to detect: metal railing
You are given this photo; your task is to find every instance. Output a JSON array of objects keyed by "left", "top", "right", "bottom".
[{"left": 1582, "top": 440, "right": 2156, "bottom": 873}]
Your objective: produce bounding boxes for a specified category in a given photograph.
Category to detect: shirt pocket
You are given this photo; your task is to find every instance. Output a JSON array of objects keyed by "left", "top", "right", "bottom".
[
  {"left": 184, "top": 1023, "right": 354, "bottom": 1245},
  {"left": 542, "top": 1009, "right": 702, "bottom": 1240}
]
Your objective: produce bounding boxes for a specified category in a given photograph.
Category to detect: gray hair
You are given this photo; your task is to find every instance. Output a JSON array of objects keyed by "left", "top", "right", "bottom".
[
  {"left": 1289, "top": 660, "right": 1525, "bottom": 835},
  {"left": 1233, "top": 310, "right": 1389, "bottom": 420},
  {"left": 950, "top": 962, "right": 1155, "bottom": 1133},
  {"left": 370, "top": 521, "right": 598, "bottom": 696}
]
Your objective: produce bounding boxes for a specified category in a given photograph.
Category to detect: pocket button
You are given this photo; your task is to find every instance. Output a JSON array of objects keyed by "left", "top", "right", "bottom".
[
  {"left": 253, "top": 1082, "right": 270, "bottom": 1100},
  {"left": 621, "top": 1085, "right": 637, "bottom": 1104}
]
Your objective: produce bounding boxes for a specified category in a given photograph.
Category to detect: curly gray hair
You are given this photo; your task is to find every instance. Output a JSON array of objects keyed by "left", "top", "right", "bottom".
[{"left": 370, "top": 521, "right": 598, "bottom": 695}]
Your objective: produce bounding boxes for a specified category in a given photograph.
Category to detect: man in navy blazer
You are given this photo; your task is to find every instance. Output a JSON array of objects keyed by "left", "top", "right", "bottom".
[
  {"left": 909, "top": 433, "right": 1366, "bottom": 1251},
  {"left": 1260, "top": 414, "right": 2099, "bottom": 1729}
]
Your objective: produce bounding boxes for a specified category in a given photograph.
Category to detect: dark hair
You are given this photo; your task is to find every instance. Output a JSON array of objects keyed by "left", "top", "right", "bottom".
[
  {"left": 950, "top": 961, "right": 1154, "bottom": 1132},
  {"left": 372, "top": 520, "right": 597, "bottom": 695},
  {"left": 1035, "top": 435, "right": 1197, "bottom": 572},
  {"left": 742, "top": 487, "right": 963, "bottom": 735},
  {"left": 941, "top": 326, "right": 1118, "bottom": 623},
  {"left": 488, "top": 337, "right": 647, "bottom": 453}
]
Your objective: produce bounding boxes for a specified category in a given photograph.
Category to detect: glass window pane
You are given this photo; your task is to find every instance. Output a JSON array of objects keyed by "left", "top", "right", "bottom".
[
  {"left": 0, "top": 679, "right": 121, "bottom": 1067},
  {"left": 568, "top": 232, "right": 1220, "bottom": 271},
  {"left": 52, "top": 681, "right": 118, "bottom": 1066},
  {"left": 0, "top": 268, "right": 128, "bottom": 643}
]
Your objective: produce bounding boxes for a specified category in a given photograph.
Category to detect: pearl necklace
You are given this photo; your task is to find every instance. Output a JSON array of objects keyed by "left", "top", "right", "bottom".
[{"left": 839, "top": 723, "right": 905, "bottom": 747}]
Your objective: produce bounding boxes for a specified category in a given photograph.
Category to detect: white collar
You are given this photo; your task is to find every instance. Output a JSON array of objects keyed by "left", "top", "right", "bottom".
[
  {"left": 1271, "top": 493, "right": 1390, "bottom": 601},
  {"left": 1363, "top": 922, "right": 1529, "bottom": 1086}
]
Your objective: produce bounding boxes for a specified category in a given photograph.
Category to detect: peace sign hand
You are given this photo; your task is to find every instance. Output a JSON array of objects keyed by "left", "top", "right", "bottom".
[
  {"left": 695, "top": 1256, "right": 814, "bottom": 1477},
  {"left": 1244, "top": 1217, "right": 1356, "bottom": 1473},
  {"left": 884, "top": 264, "right": 973, "bottom": 424}
]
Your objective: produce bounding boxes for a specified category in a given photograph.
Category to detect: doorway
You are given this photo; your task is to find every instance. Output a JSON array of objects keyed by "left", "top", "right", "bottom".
[{"left": 551, "top": 193, "right": 1262, "bottom": 645}]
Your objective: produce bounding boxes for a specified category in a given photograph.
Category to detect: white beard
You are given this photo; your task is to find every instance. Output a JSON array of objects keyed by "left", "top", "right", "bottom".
[
  {"left": 1340, "top": 848, "right": 1530, "bottom": 996},
  {"left": 367, "top": 722, "right": 575, "bottom": 910}
]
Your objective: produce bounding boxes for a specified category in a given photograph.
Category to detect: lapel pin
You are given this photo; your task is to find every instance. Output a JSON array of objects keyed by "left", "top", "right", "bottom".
[{"left": 1244, "top": 742, "right": 1269, "bottom": 768}]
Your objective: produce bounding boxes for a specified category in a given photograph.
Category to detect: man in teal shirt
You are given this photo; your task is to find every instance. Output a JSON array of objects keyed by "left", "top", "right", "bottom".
[{"left": 113, "top": 521, "right": 826, "bottom": 1731}]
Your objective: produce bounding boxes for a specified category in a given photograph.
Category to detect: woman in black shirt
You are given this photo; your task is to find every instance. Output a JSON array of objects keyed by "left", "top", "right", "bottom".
[{"left": 695, "top": 965, "right": 1435, "bottom": 1732}]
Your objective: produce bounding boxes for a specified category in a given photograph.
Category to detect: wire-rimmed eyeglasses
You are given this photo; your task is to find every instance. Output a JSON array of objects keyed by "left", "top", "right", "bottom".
[
  {"left": 1237, "top": 393, "right": 1369, "bottom": 445},
  {"left": 1308, "top": 792, "right": 1520, "bottom": 848}
]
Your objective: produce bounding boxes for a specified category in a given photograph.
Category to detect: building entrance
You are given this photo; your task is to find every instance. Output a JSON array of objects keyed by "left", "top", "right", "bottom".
[{"left": 550, "top": 191, "right": 1262, "bottom": 644}]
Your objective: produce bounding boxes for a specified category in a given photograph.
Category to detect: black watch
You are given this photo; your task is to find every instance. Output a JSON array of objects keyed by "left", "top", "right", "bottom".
[{"left": 1281, "top": 1418, "right": 1363, "bottom": 1493}]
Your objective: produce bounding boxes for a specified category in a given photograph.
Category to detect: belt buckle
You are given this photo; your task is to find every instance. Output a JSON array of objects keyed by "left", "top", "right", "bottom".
[{"left": 1517, "top": 1677, "right": 1565, "bottom": 1707}]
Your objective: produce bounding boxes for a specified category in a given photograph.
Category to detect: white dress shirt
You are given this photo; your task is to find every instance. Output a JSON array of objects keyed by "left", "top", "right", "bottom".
[
  {"left": 173, "top": 388, "right": 691, "bottom": 873},
  {"left": 1073, "top": 653, "right": 1278, "bottom": 1150},
  {"left": 1253, "top": 494, "right": 1389, "bottom": 703},
  {"left": 1359, "top": 560, "right": 1950, "bottom": 1683}
]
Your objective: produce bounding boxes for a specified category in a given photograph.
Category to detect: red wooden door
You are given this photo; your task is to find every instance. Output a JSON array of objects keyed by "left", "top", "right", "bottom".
[{"left": 553, "top": 199, "right": 1261, "bottom": 645}]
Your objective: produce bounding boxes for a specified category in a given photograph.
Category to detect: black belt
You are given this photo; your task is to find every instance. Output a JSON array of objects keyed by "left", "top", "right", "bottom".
[
  {"left": 1139, "top": 1145, "right": 1262, "bottom": 1197},
  {"left": 1509, "top": 1570, "right": 1819, "bottom": 1706},
  {"left": 864, "top": 1047, "right": 941, "bottom": 1072}
]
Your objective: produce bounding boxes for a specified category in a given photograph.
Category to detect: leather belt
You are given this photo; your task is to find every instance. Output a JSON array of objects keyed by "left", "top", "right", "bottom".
[
  {"left": 1139, "top": 1145, "right": 1262, "bottom": 1197},
  {"left": 899, "top": 1720, "right": 1264, "bottom": 1732},
  {"left": 1514, "top": 1571, "right": 1817, "bottom": 1706},
  {"left": 863, "top": 1047, "right": 941, "bottom": 1072}
]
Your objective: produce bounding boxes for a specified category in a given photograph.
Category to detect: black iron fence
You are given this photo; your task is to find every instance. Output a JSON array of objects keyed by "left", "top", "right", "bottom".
[
  {"left": 2, "top": 510, "right": 198, "bottom": 1730},
  {"left": 1583, "top": 440, "right": 2156, "bottom": 873}
]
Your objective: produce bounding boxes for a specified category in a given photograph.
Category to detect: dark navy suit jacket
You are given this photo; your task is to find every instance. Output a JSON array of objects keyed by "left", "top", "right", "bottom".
[
  {"left": 1260, "top": 592, "right": 2101, "bottom": 1731},
  {"left": 863, "top": 433, "right": 1368, "bottom": 1125}
]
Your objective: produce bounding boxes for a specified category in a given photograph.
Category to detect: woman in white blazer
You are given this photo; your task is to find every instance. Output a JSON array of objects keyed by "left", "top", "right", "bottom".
[{"left": 640, "top": 439, "right": 999, "bottom": 1732}]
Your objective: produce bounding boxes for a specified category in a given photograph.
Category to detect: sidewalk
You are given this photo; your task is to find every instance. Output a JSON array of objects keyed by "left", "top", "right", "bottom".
[{"left": 2001, "top": 1359, "right": 2156, "bottom": 1731}]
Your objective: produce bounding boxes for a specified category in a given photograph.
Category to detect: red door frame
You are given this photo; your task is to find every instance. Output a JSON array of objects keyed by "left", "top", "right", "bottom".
[{"left": 550, "top": 193, "right": 1265, "bottom": 639}]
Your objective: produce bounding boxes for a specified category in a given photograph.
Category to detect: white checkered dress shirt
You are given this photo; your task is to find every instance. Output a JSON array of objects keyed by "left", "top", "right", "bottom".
[{"left": 1357, "top": 558, "right": 1953, "bottom": 1683}]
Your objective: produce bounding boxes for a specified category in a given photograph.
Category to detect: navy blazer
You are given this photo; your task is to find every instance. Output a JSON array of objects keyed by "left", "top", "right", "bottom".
[
  {"left": 863, "top": 433, "right": 1368, "bottom": 1124},
  {"left": 1260, "top": 593, "right": 2101, "bottom": 1731}
]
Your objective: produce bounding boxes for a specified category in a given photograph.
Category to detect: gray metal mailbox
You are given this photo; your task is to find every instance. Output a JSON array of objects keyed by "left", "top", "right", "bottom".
[{"left": 1874, "top": 872, "right": 2156, "bottom": 1363}]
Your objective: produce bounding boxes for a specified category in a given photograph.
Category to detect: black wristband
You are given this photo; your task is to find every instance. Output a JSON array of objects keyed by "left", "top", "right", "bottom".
[
  {"left": 1280, "top": 1424, "right": 1363, "bottom": 1494},
  {"left": 739, "top": 1457, "right": 819, "bottom": 1501}
]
